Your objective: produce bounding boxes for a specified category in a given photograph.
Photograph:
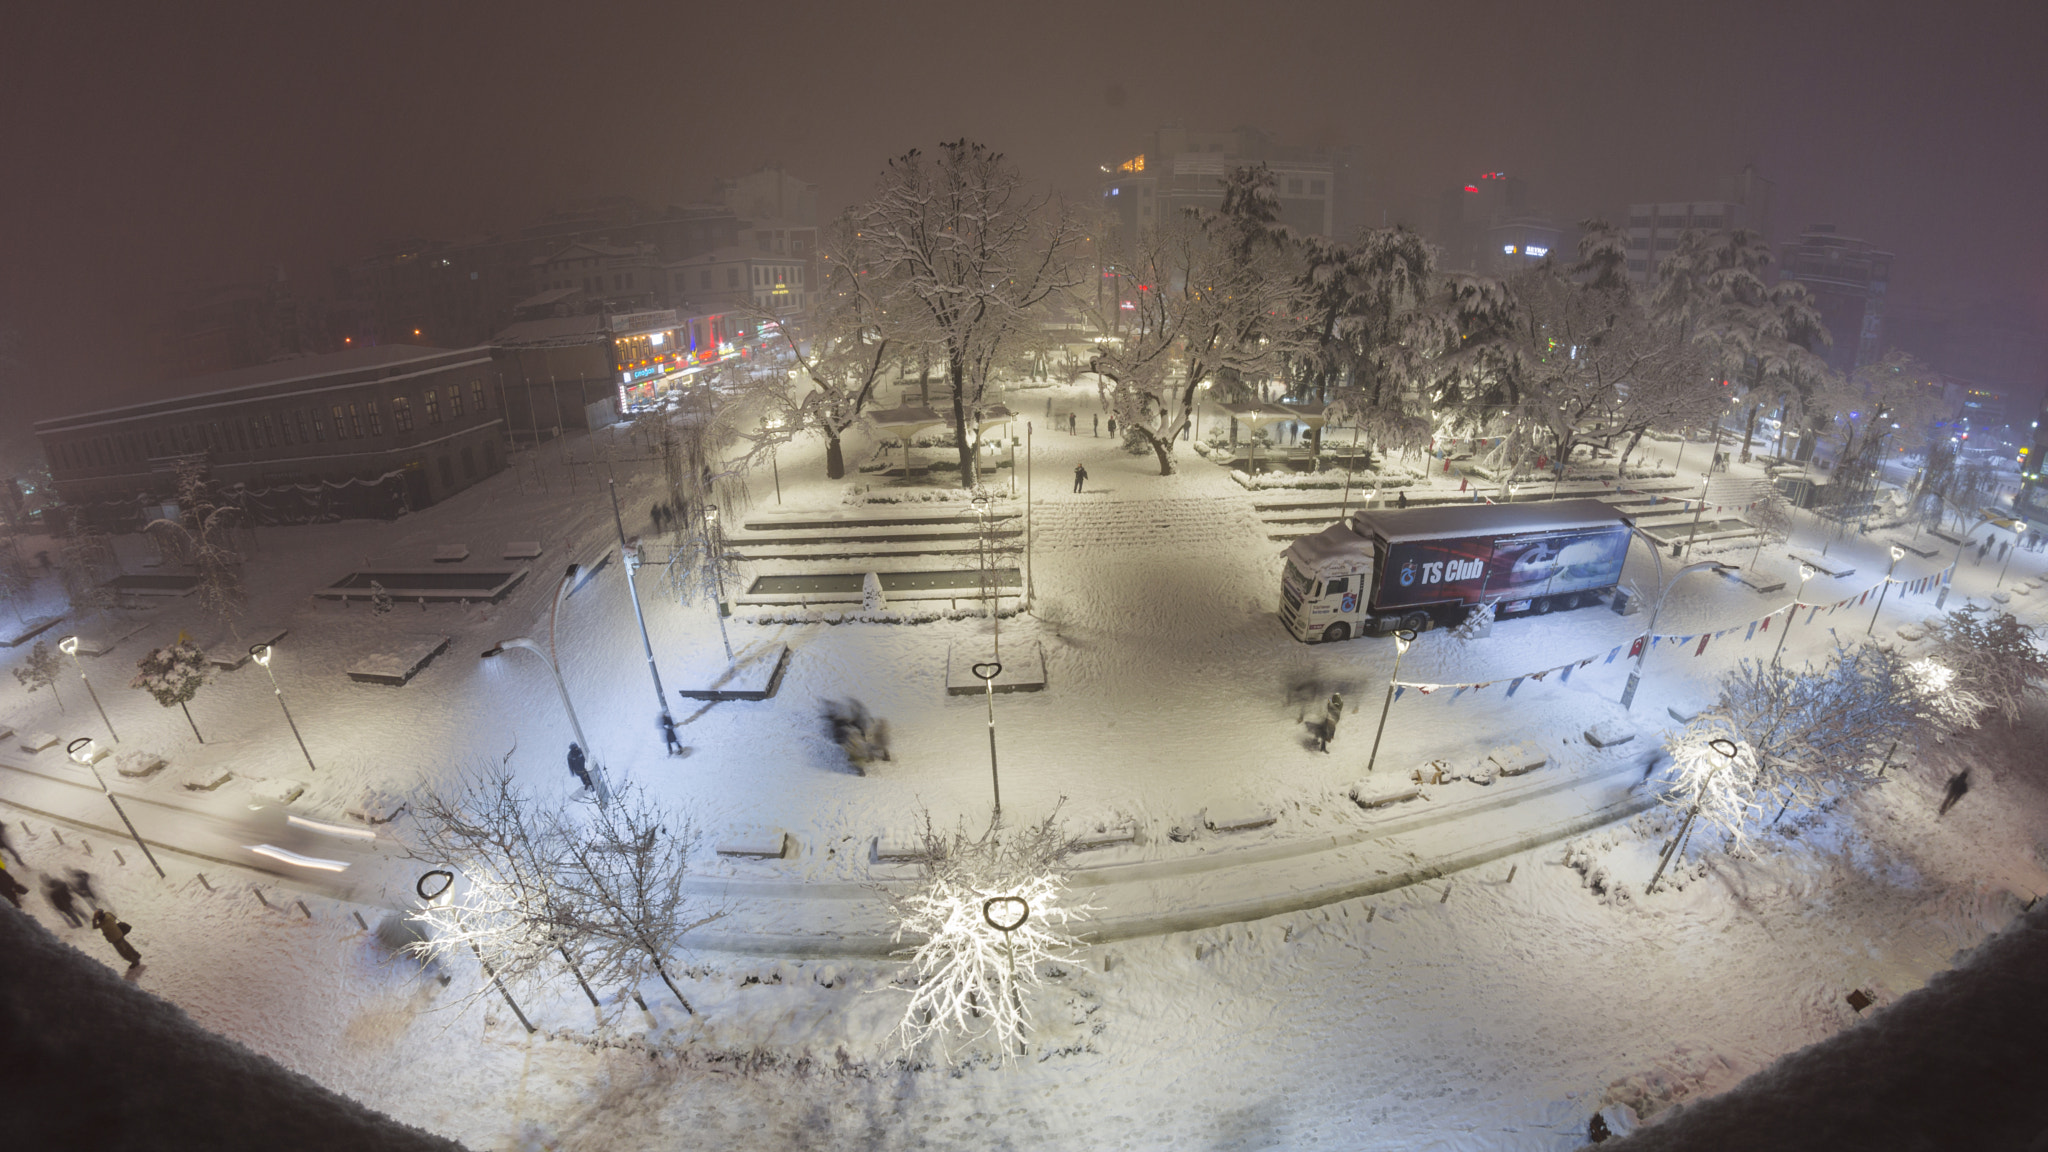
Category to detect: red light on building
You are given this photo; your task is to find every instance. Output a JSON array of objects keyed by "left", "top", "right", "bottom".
[{"left": 1464, "top": 185, "right": 1479, "bottom": 193}]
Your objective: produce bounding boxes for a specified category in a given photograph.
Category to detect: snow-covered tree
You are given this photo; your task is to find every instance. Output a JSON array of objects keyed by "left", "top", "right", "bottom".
[
  {"left": 1901, "top": 657, "right": 1988, "bottom": 736},
  {"left": 57, "top": 510, "right": 119, "bottom": 618},
  {"left": 851, "top": 140, "right": 1084, "bottom": 487},
  {"left": 889, "top": 811, "right": 1092, "bottom": 1062},
  {"left": 406, "top": 754, "right": 600, "bottom": 1010},
  {"left": 146, "top": 461, "right": 245, "bottom": 627},
  {"left": 129, "top": 641, "right": 211, "bottom": 743},
  {"left": 1285, "top": 224, "right": 1441, "bottom": 456},
  {"left": 0, "top": 532, "right": 32, "bottom": 622},
  {"left": 12, "top": 639, "right": 62, "bottom": 710},
  {"left": 1744, "top": 490, "right": 1796, "bottom": 568},
  {"left": 1924, "top": 607, "right": 2048, "bottom": 726},
  {"left": 549, "top": 781, "right": 721, "bottom": 1013},
  {"left": 1089, "top": 172, "right": 1296, "bottom": 474}
]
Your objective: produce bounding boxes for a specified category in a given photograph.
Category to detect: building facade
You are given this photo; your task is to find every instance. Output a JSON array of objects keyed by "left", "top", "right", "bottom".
[
  {"left": 1100, "top": 126, "right": 1358, "bottom": 242},
  {"left": 35, "top": 345, "right": 505, "bottom": 526},
  {"left": 1781, "top": 224, "right": 1892, "bottom": 376},
  {"left": 1621, "top": 167, "right": 1774, "bottom": 286}
]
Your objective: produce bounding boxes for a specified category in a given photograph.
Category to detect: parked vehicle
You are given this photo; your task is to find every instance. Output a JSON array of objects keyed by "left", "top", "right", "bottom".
[{"left": 1280, "top": 499, "right": 1633, "bottom": 642}]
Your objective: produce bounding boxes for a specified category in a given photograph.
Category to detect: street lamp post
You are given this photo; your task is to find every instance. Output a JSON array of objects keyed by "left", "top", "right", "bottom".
[
  {"left": 1619, "top": 529, "right": 1735, "bottom": 710},
  {"left": 66, "top": 738, "right": 166, "bottom": 878},
  {"left": 606, "top": 478, "right": 670, "bottom": 728},
  {"left": 1647, "top": 737, "right": 1738, "bottom": 894},
  {"left": 1867, "top": 545, "right": 1906, "bottom": 635},
  {"left": 762, "top": 416, "right": 784, "bottom": 504},
  {"left": 1363, "top": 629, "right": 1416, "bottom": 775},
  {"left": 1025, "top": 421, "right": 1034, "bottom": 605},
  {"left": 250, "top": 643, "right": 316, "bottom": 773},
  {"left": 56, "top": 635, "right": 118, "bottom": 744},
  {"left": 480, "top": 637, "right": 610, "bottom": 807},
  {"left": 1772, "top": 564, "right": 1817, "bottom": 666},
  {"left": 969, "top": 660, "right": 1005, "bottom": 821}
]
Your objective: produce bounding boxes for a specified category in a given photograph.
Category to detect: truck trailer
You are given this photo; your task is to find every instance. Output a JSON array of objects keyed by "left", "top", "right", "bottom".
[{"left": 1279, "top": 498, "right": 1634, "bottom": 642}]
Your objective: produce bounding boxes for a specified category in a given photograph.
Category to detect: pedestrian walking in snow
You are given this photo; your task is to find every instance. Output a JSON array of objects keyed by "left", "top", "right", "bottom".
[
  {"left": 659, "top": 712, "right": 683, "bottom": 756},
  {"left": 1977, "top": 538, "right": 1991, "bottom": 565},
  {"left": 0, "top": 820, "right": 20, "bottom": 866},
  {"left": 1093, "top": 414, "right": 1099, "bottom": 437},
  {"left": 1998, "top": 540, "right": 2010, "bottom": 562},
  {"left": 44, "top": 876, "right": 83, "bottom": 927},
  {"left": 1073, "top": 462, "right": 1088, "bottom": 493},
  {"left": 1069, "top": 413, "right": 1077, "bottom": 434},
  {"left": 566, "top": 743, "right": 594, "bottom": 791},
  {"left": 67, "top": 869, "right": 100, "bottom": 911},
  {"left": 1046, "top": 397, "right": 1053, "bottom": 417},
  {"left": 1397, "top": 489, "right": 1408, "bottom": 509},
  {"left": 1938, "top": 770, "right": 1970, "bottom": 816},
  {"left": 1108, "top": 416, "right": 1117, "bottom": 437},
  {"left": 1320, "top": 692, "right": 1344, "bottom": 752},
  {"left": 0, "top": 859, "right": 26, "bottom": 910},
  {"left": 92, "top": 909, "right": 142, "bottom": 967}
]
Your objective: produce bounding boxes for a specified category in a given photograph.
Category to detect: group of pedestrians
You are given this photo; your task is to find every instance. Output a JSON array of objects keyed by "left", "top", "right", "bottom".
[{"left": 1, "top": 820, "right": 142, "bottom": 969}]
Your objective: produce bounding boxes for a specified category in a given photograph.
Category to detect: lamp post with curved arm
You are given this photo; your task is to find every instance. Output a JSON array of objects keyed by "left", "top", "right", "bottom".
[
  {"left": 1364, "top": 629, "right": 1417, "bottom": 775},
  {"left": 1867, "top": 545, "right": 1906, "bottom": 635},
  {"left": 250, "top": 642, "right": 316, "bottom": 773},
  {"left": 1771, "top": 563, "right": 1817, "bottom": 667},
  {"left": 67, "top": 737, "right": 164, "bottom": 879},
  {"left": 480, "top": 637, "right": 609, "bottom": 807},
  {"left": 56, "top": 635, "right": 118, "bottom": 744},
  {"left": 1618, "top": 526, "right": 1736, "bottom": 711}
]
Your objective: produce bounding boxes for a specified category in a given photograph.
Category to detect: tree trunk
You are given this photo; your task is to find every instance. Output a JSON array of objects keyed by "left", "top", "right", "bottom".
[
  {"left": 1741, "top": 402, "right": 1761, "bottom": 463},
  {"left": 948, "top": 359, "right": 976, "bottom": 489},
  {"left": 179, "top": 700, "right": 204, "bottom": 744},
  {"left": 1150, "top": 430, "right": 1176, "bottom": 476},
  {"left": 824, "top": 433, "right": 845, "bottom": 480}
]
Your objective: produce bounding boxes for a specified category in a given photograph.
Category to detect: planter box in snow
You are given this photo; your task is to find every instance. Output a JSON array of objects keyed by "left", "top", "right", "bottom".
[
  {"left": 346, "top": 634, "right": 451, "bottom": 686},
  {"left": 1, "top": 615, "right": 64, "bottom": 648},
  {"left": 184, "top": 771, "right": 233, "bottom": 792},
  {"left": 502, "top": 541, "right": 544, "bottom": 560},
  {"left": 1487, "top": 742, "right": 1549, "bottom": 777},
  {"left": 1072, "top": 825, "right": 1139, "bottom": 851},
  {"left": 1349, "top": 782, "right": 1421, "bottom": 809},
  {"left": 1786, "top": 549, "right": 1855, "bottom": 579},
  {"left": 115, "top": 751, "right": 167, "bottom": 779},
  {"left": 19, "top": 732, "right": 58, "bottom": 754},
  {"left": 675, "top": 643, "right": 791, "bottom": 702},
  {"left": 431, "top": 545, "right": 470, "bottom": 563},
  {"left": 871, "top": 836, "right": 925, "bottom": 864},
  {"left": 1584, "top": 719, "right": 1636, "bottom": 749},
  {"left": 1667, "top": 703, "right": 1706, "bottom": 724},
  {"left": 1205, "top": 808, "right": 1275, "bottom": 833},
  {"left": 208, "top": 627, "right": 287, "bottom": 671},
  {"left": 717, "top": 830, "right": 789, "bottom": 859}
]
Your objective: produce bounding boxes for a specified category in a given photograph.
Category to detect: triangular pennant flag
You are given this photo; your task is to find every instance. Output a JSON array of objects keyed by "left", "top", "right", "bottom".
[
  {"left": 1506, "top": 676, "right": 1525, "bottom": 697},
  {"left": 1761, "top": 614, "right": 1771, "bottom": 632},
  {"left": 1695, "top": 633, "right": 1711, "bottom": 657},
  {"left": 1651, "top": 636, "right": 1662, "bottom": 649},
  {"left": 1606, "top": 645, "right": 1622, "bottom": 664},
  {"left": 1531, "top": 670, "right": 1548, "bottom": 682},
  {"left": 1418, "top": 685, "right": 1435, "bottom": 695},
  {"left": 1745, "top": 621, "right": 1758, "bottom": 641},
  {"left": 1629, "top": 637, "right": 1646, "bottom": 658},
  {"left": 1393, "top": 686, "right": 1405, "bottom": 701},
  {"left": 1808, "top": 606, "right": 1822, "bottom": 625},
  {"left": 1858, "top": 590, "right": 1870, "bottom": 605},
  {"left": 1451, "top": 686, "right": 1467, "bottom": 700},
  {"left": 1560, "top": 664, "right": 1574, "bottom": 684},
  {"left": 1580, "top": 658, "right": 1593, "bottom": 668}
]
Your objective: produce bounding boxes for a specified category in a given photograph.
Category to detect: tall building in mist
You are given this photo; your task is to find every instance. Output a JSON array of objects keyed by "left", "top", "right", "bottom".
[
  {"left": 1098, "top": 126, "right": 1365, "bottom": 241},
  {"left": 1780, "top": 224, "right": 1892, "bottom": 376},
  {"left": 1435, "top": 171, "right": 1562, "bottom": 275},
  {"left": 1621, "top": 165, "right": 1775, "bottom": 285}
]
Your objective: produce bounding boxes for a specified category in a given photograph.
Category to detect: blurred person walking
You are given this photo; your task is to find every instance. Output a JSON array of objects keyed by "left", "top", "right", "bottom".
[{"left": 92, "top": 909, "right": 142, "bottom": 967}]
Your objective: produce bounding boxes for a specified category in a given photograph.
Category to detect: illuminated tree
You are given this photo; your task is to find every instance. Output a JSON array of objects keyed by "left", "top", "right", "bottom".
[
  {"left": 889, "top": 811, "right": 1092, "bottom": 1062},
  {"left": 129, "top": 640, "right": 211, "bottom": 743},
  {"left": 12, "top": 639, "right": 62, "bottom": 710},
  {"left": 1925, "top": 607, "right": 2048, "bottom": 726}
]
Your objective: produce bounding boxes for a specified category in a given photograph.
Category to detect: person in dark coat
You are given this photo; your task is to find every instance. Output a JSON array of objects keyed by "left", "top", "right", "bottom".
[
  {"left": 1073, "top": 462, "right": 1088, "bottom": 493},
  {"left": 0, "top": 858, "right": 26, "bottom": 910},
  {"left": 67, "top": 868, "right": 100, "bottom": 911},
  {"left": 1938, "top": 770, "right": 1970, "bottom": 816},
  {"left": 1107, "top": 416, "right": 1117, "bottom": 438},
  {"left": 0, "top": 820, "right": 20, "bottom": 866},
  {"left": 45, "top": 876, "right": 83, "bottom": 927},
  {"left": 566, "top": 743, "right": 594, "bottom": 791},
  {"left": 659, "top": 712, "right": 683, "bottom": 755},
  {"left": 1069, "top": 413, "right": 1077, "bottom": 434},
  {"left": 92, "top": 909, "right": 142, "bottom": 967},
  {"left": 1320, "top": 692, "right": 1344, "bottom": 752}
]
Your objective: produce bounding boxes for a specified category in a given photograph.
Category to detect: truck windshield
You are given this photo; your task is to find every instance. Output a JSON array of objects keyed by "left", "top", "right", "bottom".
[{"left": 1282, "top": 561, "right": 1311, "bottom": 598}]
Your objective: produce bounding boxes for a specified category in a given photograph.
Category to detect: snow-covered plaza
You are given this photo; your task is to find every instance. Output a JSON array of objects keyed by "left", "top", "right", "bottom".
[{"left": 4, "top": 382, "right": 2046, "bottom": 1150}]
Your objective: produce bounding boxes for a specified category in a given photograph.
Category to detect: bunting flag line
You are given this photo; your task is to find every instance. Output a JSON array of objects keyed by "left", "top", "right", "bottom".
[
  {"left": 1606, "top": 645, "right": 1622, "bottom": 664},
  {"left": 1745, "top": 621, "right": 1758, "bottom": 641},
  {"left": 1559, "top": 664, "right": 1574, "bottom": 684},
  {"left": 1506, "top": 677, "right": 1525, "bottom": 697},
  {"left": 1695, "top": 633, "right": 1711, "bottom": 657},
  {"left": 1393, "top": 686, "right": 1405, "bottom": 702}
]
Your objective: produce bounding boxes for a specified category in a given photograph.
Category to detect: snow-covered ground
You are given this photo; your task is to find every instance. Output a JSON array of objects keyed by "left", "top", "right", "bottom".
[{"left": 4, "top": 380, "right": 2045, "bottom": 1149}]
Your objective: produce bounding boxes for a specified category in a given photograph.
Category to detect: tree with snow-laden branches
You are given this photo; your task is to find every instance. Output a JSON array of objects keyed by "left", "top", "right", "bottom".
[
  {"left": 129, "top": 640, "right": 211, "bottom": 743},
  {"left": 146, "top": 460, "right": 246, "bottom": 628},
  {"left": 1900, "top": 657, "right": 1988, "bottom": 736},
  {"left": 888, "top": 811, "right": 1093, "bottom": 1062},
  {"left": 12, "top": 639, "right": 62, "bottom": 710},
  {"left": 1657, "top": 645, "right": 1919, "bottom": 860},
  {"left": 1923, "top": 607, "right": 2048, "bottom": 727},
  {"left": 1089, "top": 170, "right": 1297, "bottom": 475},
  {"left": 851, "top": 140, "right": 1084, "bottom": 487},
  {"left": 1283, "top": 224, "right": 1441, "bottom": 457}
]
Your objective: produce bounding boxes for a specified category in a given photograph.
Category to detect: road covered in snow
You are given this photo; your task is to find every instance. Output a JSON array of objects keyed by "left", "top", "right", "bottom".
[{"left": 4, "top": 381, "right": 2046, "bottom": 1150}]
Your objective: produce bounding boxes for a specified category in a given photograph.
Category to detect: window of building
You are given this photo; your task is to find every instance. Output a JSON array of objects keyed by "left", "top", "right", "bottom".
[
  {"left": 366, "top": 400, "right": 383, "bottom": 437},
  {"left": 625, "top": 273, "right": 634, "bottom": 289},
  {"left": 311, "top": 410, "right": 325, "bottom": 442},
  {"left": 331, "top": 405, "right": 347, "bottom": 439},
  {"left": 439, "top": 456, "right": 455, "bottom": 489},
  {"left": 280, "top": 415, "right": 294, "bottom": 445},
  {"left": 701, "top": 270, "right": 713, "bottom": 290},
  {"left": 264, "top": 414, "right": 279, "bottom": 446},
  {"left": 393, "top": 396, "right": 413, "bottom": 432},
  {"left": 209, "top": 423, "right": 224, "bottom": 452},
  {"left": 461, "top": 444, "right": 476, "bottom": 479},
  {"left": 424, "top": 389, "right": 441, "bottom": 424},
  {"left": 472, "top": 380, "right": 487, "bottom": 412},
  {"left": 233, "top": 420, "right": 250, "bottom": 452},
  {"left": 727, "top": 268, "right": 739, "bottom": 288},
  {"left": 1310, "top": 179, "right": 1326, "bottom": 195},
  {"left": 347, "top": 403, "right": 364, "bottom": 438},
  {"left": 1287, "top": 178, "right": 1303, "bottom": 195},
  {"left": 447, "top": 384, "right": 463, "bottom": 419}
]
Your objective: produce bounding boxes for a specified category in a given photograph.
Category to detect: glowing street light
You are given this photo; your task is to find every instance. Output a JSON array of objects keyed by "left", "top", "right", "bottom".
[
  {"left": 704, "top": 504, "right": 734, "bottom": 661},
  {"left": 1868, "top": 545, "right": 1906, "bottom": 635},
  {"left": 66, "top": 737, "right": 165, "bottom": 878},
  {"left": 1618, "top": 527, "right": 1736, "bottom": 710},
  {"left": 1772, "top": 563, "right": 1817, "bottom": 666},
  {"left": 479, "top": 637, "right": 610, "bottom": 807},
  {"left": 249, "top": 643, "right": 317, "bottom": 773},
  {"left": 56, "top": 635, "right": 118, "bottom": 744},
  {"left": 1364, "top": 629, "right": 1417, "bottom": 775},
  {"left": 1647, "top": 736, "right": 1740, "bottom": 894}
]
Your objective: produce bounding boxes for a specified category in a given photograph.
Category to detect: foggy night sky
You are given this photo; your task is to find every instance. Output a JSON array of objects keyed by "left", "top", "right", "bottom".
[{"left": 2, "top": 0, "right": 2044, "bottom": 420}]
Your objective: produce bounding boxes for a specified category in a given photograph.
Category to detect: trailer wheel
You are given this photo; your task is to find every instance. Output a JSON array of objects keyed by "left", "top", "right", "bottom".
[
  {"left": 1323, "top": 621, "right": 1350, "bottom": 643},
  {"left": 1399, "top": 611, "right": 1430, "bottom": 634},
  {"left": 1532, "top": 597, "right": 1555, "bottom": 615}
]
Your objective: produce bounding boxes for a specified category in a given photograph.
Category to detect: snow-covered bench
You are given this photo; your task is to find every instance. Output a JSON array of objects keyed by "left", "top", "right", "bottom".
[
  {"left": 502, "top": 541, "right": 544, "bottom": 561},
  {"left": 1071, "top": 824, "right": 1139, "bottom": 852},
  {"left": 1349, "top": 780, "right": 1421, "bottom": 809},
  {"left": 717, "top": 830, "right": 790, "bottom": 859},
  {"left": 1485, "top": 741, "right": 1549, "bottom": 777},
  {"left": 432, "top": 545, "right": 470, "bottom": 563},
  {"left": 1584, "top": 719, "right": 1636, "bottom": 749},
  {"left": 114, "top": 751, "right": 168, "bottom": 779},
  {"left": 346, "top": 634, "right": 452, "bottom": 686},
  {"left": 18, "top": 732, "right": 57, "bottom": 754},
  {"left": 1205, "top": 808, "right": 1275, "bottom": 834}
]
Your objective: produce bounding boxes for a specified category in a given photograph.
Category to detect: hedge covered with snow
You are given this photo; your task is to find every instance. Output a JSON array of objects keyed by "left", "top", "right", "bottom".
[{"left": 751, "top": 604, "right": 1022, "bottom": 626}]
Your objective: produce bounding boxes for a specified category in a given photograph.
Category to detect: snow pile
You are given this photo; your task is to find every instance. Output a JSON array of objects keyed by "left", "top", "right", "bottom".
[
  {"left": 748, "top": 604, "right": 1022, "bottom": 626},
  {"left": 1228, "top": 468, "right": 1421, "bottom": 491},
  {"left": 0, "top": 911, "right": 467, "bottom": 1151}
]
